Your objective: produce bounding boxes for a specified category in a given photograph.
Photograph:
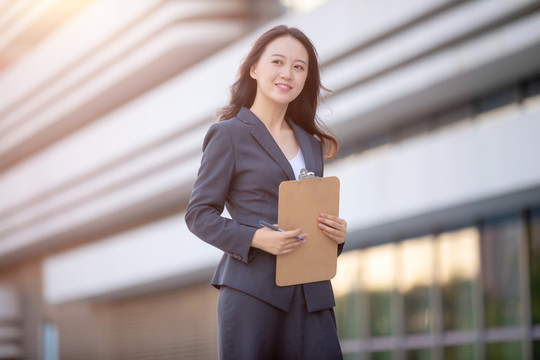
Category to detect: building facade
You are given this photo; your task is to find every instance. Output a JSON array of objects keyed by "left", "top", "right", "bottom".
[{"left": 0, "top": 0, "right": 539, "bottom": 359}]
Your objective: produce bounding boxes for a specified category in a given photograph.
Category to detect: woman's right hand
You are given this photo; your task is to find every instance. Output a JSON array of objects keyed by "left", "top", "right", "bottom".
[{"left": 251, "top": 227, "right": 306, "bottom": 255}]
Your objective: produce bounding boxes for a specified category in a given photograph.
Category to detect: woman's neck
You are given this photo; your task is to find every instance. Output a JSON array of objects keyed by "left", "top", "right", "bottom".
[
  {"left": 250, "top": 98, "right": 289, "bottom": 133},
  {"left": 250, "top": 99, "right": 299, "bottom": 160}
]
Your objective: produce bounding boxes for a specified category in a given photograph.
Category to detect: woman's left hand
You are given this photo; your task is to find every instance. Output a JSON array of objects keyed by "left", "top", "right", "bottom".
[{"left": 318, "top": 213, "right": 347, "bottom": 244}]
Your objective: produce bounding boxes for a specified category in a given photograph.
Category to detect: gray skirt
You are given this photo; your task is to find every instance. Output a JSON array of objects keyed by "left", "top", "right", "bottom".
[{"left": 217, "top": 285, "right": 343, "bottom": 360}]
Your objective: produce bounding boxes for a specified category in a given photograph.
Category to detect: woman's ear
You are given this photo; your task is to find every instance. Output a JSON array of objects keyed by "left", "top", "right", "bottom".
[{"left": 250, "top": 65, "right": 257, "bottom": 80}]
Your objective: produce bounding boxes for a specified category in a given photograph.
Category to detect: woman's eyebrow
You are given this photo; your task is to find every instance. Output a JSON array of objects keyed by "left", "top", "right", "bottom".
[{"left": 270, "top": 53, "right": 307, "bottom": 65}]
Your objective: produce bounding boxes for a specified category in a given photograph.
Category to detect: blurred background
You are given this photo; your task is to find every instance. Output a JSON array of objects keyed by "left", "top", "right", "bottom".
[{"left": 0, "top": 0, "right": 539, "bottom": 359}]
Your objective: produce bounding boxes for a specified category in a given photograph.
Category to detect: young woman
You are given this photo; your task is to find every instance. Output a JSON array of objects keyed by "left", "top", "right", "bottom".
[{"left": 185, "top": 25, "right": 347, "bottom": 359}]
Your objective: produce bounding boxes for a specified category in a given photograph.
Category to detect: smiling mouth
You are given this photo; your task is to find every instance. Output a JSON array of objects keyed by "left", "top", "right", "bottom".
[{"left": 276, "top": 83, "right": 292, "bottom": 90}]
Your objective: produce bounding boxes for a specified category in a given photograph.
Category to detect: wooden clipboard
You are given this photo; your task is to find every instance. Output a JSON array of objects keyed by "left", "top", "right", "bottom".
[{"left": 276, "top": 176, "right": 340, "bottom": 286}]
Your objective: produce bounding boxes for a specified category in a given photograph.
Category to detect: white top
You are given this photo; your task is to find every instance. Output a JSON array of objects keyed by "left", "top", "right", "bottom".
[{"left": 288, "top": 148, "right": 306, "bottom": 180}]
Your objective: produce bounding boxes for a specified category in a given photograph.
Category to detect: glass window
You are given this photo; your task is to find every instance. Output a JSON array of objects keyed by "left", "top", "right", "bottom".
[
  {"left": 525, "top": 76, "right": 540, "bottom": 99},
  {"left": 43, "top": 321, "right": 59, "bottom": 360},
  {"left": 529, "top": 209, "right": 540, "bottom": 325},
  {"left": 485, "top": 341, "right": 522, "bottom": 360},
  {"left": 400, "top": 236, "right": 434, "bottom": 334},
  {"left": 477, "top": 87, "right": 515, "bottom": 115},
  {"left": 405, "top": 348, "right": 431, "bottom": 360},
  {"left": 443, "top": 344, "right": 476, "bottom": 360},
  {"left": 371, "top": 350, "right": 393, "bottom": 360},
  {"left": 333, "top": 250, "right": 365, "bottom": 339},
  {"left": 533, "top": 340, "right": 540, "bottom": 360},
  {"left": 365, "top": 244, "right": 397, "bottom": 337},
  {"left": 332, "top": 209, "right": 537, "bottom": 357},
  {"left": 439, "top": 227, "right": 480, "bottom": 330},
  {"left": 481, "top": 215, "right": 524, "bottom": 327}
]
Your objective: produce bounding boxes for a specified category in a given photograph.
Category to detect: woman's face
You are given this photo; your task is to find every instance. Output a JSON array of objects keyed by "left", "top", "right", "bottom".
[{"left": 250, "top": 35, "right": 309, "bottom": 107}]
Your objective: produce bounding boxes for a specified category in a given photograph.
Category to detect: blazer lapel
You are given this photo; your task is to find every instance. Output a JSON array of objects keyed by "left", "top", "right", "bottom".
[{"left": 238, "top": 108, "right": 296, "bottom": 180}]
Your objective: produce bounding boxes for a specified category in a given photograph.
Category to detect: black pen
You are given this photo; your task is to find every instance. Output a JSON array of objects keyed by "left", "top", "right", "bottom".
[{"left": 258, "top": 220, "right": 305, "bottom": 241}]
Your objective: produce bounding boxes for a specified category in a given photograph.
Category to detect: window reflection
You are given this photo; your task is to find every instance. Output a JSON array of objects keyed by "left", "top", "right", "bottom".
[
  {"left": 405, "top": 348, "right": 431, "bottom": 360},
  {"left": 365, "top": 243, "right": 397, "bottom": 336},
  {"left": 333, "top": 250, "right": 365, "bottom": 339},
  {"left": 371, "top": 350, "right": 392, "bottom": 360},
  {"left": 43, "top": 321, "right": 59, "bottom": 360},
  {"left": 482, "top": 216, "right": 524, "bottom": 327},
  {"left": 443, "top": 344, "right": 475, "bottom": 360},
  {"left": 485, "top": 341, "right": 522, "bottom": 360},
  {"left": 530, "top": 209, "right": 540, "bottom": 325},
  {"left": 439, "top": 227, "right": 479, "bottom": 330},
  {"left": 333, "top": 209, "right": 538, "bottom": 358},
  {"left": 400, "top": 236, "right": 434, "bottom": 334}
]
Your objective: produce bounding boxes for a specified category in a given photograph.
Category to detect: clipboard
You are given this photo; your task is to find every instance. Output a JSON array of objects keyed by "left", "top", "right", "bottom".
[{"left": 276, "top": 173, "right": 340, "bottom": 286}]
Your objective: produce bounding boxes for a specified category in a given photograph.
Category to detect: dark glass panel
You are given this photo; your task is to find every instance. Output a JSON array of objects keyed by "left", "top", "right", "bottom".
[
  {"left": 371, "top": 350, "right": 393, "bottom": 360},
  {"left": 485, "top": 341, "right": 522, "bottom": 360},
  {"left": 441, "top": 279, "right": 474, "bottom": 329},
  {"left": 443, "top": 344, "right": 475, "bottom": 360},
  {"left": 525, "top": 76, "right": 540, "bottom": 98},
  {"left": 402, "top": 236, "right": 434, "bottom": 334},
  {"left": 404, "top": 286, "right": 430, "bottom": 334},
  {"left": 366, "top": 244, "right": 397, "bottom": 337},
  {"left": 333, "top": 251, "right": 364, "bottom": 340},
  {"left": 529, "top": 209, "right": 540, "bottom": 324},
  {"left": 533, "top": 340, "right": 540, "bottom": 360},
  {"left": 405, "top": 348, "right": 431, "bottom": 360},
  {"left": 335, "top": 289, "right": 363, "bottom": 339},
  {"left": 439, "top": 228, "right": 479, "bottom": 330},
  {"left": 370, "top": 290, "right": 393, "bottom": 336},
  {"left": 477, "top": 87, "right": 515, "bottom": 114},
  {"left": 481, "top": 216, "right": 523, "bottom": 327}
]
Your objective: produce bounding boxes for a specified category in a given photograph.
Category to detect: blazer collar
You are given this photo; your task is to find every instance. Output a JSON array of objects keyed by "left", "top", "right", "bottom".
[{"left": 237, "top": 107, "right": 316, "bottom": 180}]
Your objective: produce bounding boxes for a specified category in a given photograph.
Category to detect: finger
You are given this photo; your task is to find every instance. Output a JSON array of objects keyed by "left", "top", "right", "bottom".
[
  {"left": 318, "top": 217, "right": 341, "bottom": 230},
  {"left": 277, "top": 241, "right": 303, "bottom": 254},
  {"left": 279, "top": 236, "right": 304, "bottom": 247},
  {"left": 318, "top": 221, "right": 341, "bottom": 236},
  {"left": 321, "top": 229, "right": 345, "bottom": 244},
  {"left": 287, "top": 241, "right": 304, "bottom": 250},
  {"left": 318, "top": 214, "right": 346, "bottom": 229},
  {"left": 282, "top": 228, "right": 304, "bottom": 240},
  {"left": 319, "top": 222, "right": 346, "bottom": 243},
  {"left": 319, "top": 213, "right": 343, "bottom": 222}
]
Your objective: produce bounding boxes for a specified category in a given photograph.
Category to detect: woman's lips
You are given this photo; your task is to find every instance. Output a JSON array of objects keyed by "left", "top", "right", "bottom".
[{"left": 276, "top": 83, "right": 292, "bottom": 90}]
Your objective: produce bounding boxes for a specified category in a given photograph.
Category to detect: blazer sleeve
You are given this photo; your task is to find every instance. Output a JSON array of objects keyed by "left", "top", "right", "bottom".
[{"left": 185, "top": 122, "right": 256, "bottom": 264}]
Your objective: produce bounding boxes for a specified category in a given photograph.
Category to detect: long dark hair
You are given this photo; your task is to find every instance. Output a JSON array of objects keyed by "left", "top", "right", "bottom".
[{"left": 217, "top": 25, "right": 338, "bottom": 158}]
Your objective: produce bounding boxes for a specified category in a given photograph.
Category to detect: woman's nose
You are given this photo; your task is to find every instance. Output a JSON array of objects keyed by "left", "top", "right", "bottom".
[{"left": 280, "top": 68, "right": 292, "bottom": 79}]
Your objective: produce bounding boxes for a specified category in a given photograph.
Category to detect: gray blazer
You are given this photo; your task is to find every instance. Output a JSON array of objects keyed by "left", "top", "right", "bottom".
[{"left": 185, "top": 107, "right": 343, "bottom": 312}]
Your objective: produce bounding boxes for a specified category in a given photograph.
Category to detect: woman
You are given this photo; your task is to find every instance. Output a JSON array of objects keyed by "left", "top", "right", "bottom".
[{"left": 185, "top": 25, "right": 347, "bottom": 359}]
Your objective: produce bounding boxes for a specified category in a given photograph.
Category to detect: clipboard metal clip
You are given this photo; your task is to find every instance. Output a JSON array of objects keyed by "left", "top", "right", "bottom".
[{"left": 299, "top": 168, "right": 316, "bottom": 179}]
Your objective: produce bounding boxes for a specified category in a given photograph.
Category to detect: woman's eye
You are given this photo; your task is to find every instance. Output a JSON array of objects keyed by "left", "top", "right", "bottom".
[
  {"left": 295, "top": 65, "right": 305, "bottom": 71},
  {"left": 272, "top": 60, "right": 282, "bottom": 65}
]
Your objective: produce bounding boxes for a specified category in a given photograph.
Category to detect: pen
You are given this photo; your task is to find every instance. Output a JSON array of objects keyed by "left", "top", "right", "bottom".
[{"left": 258, "top": 220, "right": 305, "bottom": 241}]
